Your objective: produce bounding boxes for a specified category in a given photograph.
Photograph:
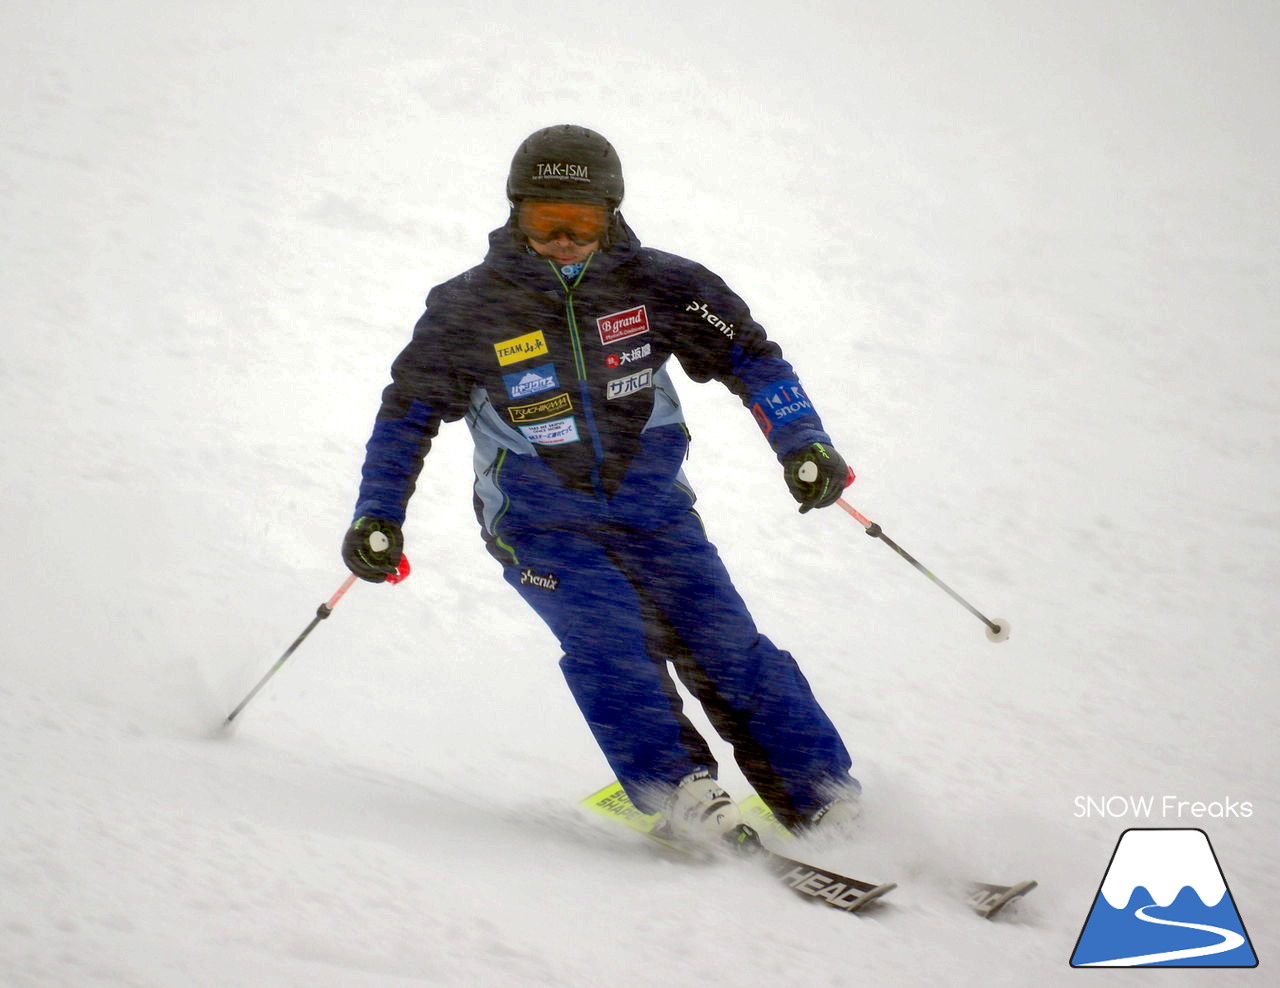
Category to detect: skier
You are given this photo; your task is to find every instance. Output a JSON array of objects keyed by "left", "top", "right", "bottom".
[{"left": 343, "top": 125, "right": 861, "bottom": 845}]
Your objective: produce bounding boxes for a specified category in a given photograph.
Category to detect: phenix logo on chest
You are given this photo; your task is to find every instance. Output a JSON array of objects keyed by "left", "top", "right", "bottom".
[{"left": 686, "top": 299, "right": 735, "bottom": 339}]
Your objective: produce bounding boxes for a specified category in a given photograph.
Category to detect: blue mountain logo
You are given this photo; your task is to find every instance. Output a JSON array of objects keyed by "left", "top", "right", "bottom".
[{"left": 1071, "top": 828, "right": 1257, "bottom": 967}]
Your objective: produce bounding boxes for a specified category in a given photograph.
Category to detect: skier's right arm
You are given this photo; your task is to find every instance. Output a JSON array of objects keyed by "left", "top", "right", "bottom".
[{"left": 350, "top": 295, "right": 472, "bottom": 530}]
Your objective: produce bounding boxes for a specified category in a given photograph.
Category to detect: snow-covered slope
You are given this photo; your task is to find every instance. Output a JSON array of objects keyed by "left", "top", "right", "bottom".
[{"left": 3, "top": 2, "right": 1276, "bottom": 984}]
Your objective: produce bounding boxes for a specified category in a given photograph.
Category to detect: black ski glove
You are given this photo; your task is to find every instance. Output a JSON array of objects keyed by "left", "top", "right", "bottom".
[
  {"left": 342, "top": 516, "right": 404, "bottom": 582},
  {"left": 782, "top": 442, "right": 852, "bottom": 514}
]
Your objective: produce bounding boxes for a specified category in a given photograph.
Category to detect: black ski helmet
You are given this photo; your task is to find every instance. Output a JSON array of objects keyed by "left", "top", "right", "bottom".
[{"left": 506, "top": 125, "right": 624, "bottom": 207}]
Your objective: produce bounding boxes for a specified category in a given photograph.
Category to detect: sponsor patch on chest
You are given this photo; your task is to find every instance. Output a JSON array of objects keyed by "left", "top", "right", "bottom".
[
  {"left": 503, "top": 363, "right": 559, "bottom": 400},
  {"left": 606, "top": 368, "right": 653, "bottom": 400},
  {"left": 508, "top": 391, "right": 574, "bottom": 424},
  {"left": 596, "top": 304, "right": 650, "bottom": 345},
  {"left": 605, "top": 342, "right": 652, "bottom": 369},
  {"left": 518, "top": 416, "right": 580, "bottom": 446},
  {"left": 494, "top": 330, "right": 549, "bottom": 366}
]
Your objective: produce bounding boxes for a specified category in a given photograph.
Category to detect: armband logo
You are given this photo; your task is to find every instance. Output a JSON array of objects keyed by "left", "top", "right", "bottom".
[{"left": 751, "top": 382, "right": 813, "bottom": 434}]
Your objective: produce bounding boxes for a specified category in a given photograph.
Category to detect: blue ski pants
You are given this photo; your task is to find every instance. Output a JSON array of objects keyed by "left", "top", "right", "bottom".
[{"left": 501, "top": 509, "right": 857, "bottom": 827}]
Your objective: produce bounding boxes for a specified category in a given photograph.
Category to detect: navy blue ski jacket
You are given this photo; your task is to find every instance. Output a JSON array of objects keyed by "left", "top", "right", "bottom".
[{"left": 355, "top": 217, "right": 833, "bottom": 559}]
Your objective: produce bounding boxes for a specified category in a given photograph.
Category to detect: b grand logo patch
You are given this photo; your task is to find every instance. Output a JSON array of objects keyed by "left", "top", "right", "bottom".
[{"left": 597, "top": 305, "right": 649, "bottom": 345}]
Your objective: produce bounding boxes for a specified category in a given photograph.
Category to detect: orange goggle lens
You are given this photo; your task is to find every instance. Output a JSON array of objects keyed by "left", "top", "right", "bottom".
[{"left": 518, "top": 201, "right": 609, "bottom": 245}]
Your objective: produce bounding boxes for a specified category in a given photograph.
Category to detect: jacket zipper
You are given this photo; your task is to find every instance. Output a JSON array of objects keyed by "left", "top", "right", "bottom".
[{"left": 550, "top": 257, "right": 607, "bottom": 496}]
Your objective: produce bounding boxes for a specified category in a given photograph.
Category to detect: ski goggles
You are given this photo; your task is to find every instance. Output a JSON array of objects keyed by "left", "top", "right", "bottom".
[{"left": 517, "top": 200, "right": 609, "bottom": 245}]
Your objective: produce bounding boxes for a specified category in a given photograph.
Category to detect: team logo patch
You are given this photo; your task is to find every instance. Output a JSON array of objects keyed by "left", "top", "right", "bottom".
[
  {"left": 519, "top": 416, "right": 580, "bottom": 446},
  {"left": 504, "top": 363, "right": 559, "bottom": 400},
  {"left": 605, "top": 342, "right": 651, "bottom": 369},
  {"left": 606, "top": 368, "right": 653, "bottom": 400},
  {"left": 597, "top": 304, "right": 650, "bottom": 345},
  {"left": 494, "top": 330, "right": 549, "bottom": 367},
  {"left": 508, "top": 392, "right": 574, "bottom": 424}
]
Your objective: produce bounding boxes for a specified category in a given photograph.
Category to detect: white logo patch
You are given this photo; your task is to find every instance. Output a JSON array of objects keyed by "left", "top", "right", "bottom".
[
  {"left": 606, "top": 368, "right": 653, "bottom": 400},
  {"left": 519, "top": 416, "right": 580, "bottom": 446}
]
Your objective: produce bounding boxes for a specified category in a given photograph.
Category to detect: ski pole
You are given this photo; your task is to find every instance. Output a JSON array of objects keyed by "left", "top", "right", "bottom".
[
  {"left": 836, "top": 499, "right": 1010, "bottom": 643},
  {"left": 222, "top": 555, "right": 411, "bottom": 728}
]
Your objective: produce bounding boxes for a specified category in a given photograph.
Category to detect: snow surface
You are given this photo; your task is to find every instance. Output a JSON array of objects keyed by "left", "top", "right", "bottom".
[{"left": 3, "top": 1, "right": 1277, "bottom": 985}]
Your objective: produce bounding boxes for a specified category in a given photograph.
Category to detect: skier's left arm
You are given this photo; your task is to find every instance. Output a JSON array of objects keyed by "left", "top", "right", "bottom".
[{"left": 671, "top": 265, "right": 852, "bottom": 512}]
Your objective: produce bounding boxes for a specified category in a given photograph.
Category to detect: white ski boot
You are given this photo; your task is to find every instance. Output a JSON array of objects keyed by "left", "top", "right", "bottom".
[
  {"left": 808, "top": 795, "right": 863, "bottom": 841},
  {"left": 662, "top": 771, "right": 743, "bottom": 846}
]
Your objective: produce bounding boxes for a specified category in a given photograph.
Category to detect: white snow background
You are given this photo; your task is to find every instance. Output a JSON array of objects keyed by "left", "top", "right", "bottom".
[{"left": 2, "top": 1, "right": 1277, "bottom": 985}]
